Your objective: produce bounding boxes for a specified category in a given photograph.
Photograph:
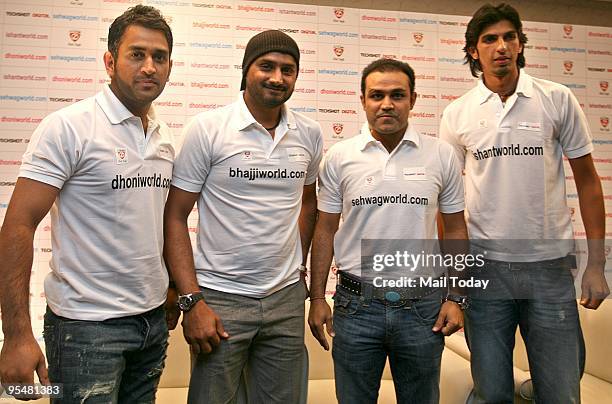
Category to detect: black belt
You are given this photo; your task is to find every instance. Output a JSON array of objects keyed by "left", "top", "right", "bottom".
[
  {"left": 337, "top": 271, "right": 442, "bottom": 302},
  {"left": 484, "top": 255, "right": 576, "bottom": 271}
]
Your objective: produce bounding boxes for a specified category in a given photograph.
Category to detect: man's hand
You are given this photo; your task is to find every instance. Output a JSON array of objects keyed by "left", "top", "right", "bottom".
[
  {"left": 165, "top": 287, "right": 181, "bottom": 330},
  {"left": 580, "top": 265, "right": 610, "bottom": 310},
  {"left": 308, "top": 299, "right": 335, "bottom": 351},
  {"left": 182, "top": 302, "right": 229, "bottom": 355},
  {"left": 0, "top": 336, "right": 49, "bottom": 400},
  {"left": 432, "top": 301, "right": 464, "bottom": 336}
]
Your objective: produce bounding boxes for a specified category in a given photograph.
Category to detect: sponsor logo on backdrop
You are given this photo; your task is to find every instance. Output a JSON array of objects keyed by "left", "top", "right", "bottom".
[
  {"left": 236, "top": 5, "right": 274, "bottom": 13},
  {"left": 524, "top": 27, "right": 548, "bottom": 34},
  {"left": 418, "top": 93, "right": 437, "bottom": 100},
  {"left": 524, "top": 44, "right": 549, "bottom": 52},
  {"left": 332, "top": 123, "right": 344, "bottom": 138},
  {"left": 600, "top": 80, "right": 609, "bottom": 95},
  {"left": 334, "top": 8, "right": 344, "bottom": 20},
  {"left": 563, "top": 24, "right": 573, "bottom": 38},
  {"left": 440, "top": 93, "right": 460, "bottom": 102},
  {"left": 601, "top": 116, "right": 610, "bottom": 131},
  {"left": 563, "top": 60, "right": 574, "bottom": 74},
  {"left": 590, "top": 103, "right": 612, "bottom": 110},
  {"left": 410, "top": 111, "right": 436, "bottom": 119},
  {"left": 413, "top": 32, "right": 424, "bottom": 43},
  {"left": 440, "top": 38, "right": 464, "bottom": 47},
  {"left": 68, "top": 30, "right": 81, "bottom": 46},
  {"left": 361, "top": 52, "right": 380, "bottom": 58},
  {"left": 154, "top": 100, "right": 183, "bottom": 108},
  {"left": 361, "top": 14, "right": 397, "bottom": 23},
  {"left": 587, "top": 49, "right": 611, "bottom": 57},
  {"left": 294, "top": 86, "right": 316, "bottom": 94},
  {"left": 525, "top": 63, "right": 548, "bottom": 70},
  {"left": 278, "top": 8, "right": 316, "bottom": 17},
  {"left": 333, "top": 45, "right": 345, "bottom": 61},
  {"left": 588, "top": 31, "right": 611, "bottom": 38}
]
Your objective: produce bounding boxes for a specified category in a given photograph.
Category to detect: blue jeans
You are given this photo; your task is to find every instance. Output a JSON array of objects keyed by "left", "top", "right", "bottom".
[
  {"left": 332, "top": 286, "right": 445, "bottom": 404},
  {"left": 465, "top": 258, "right": 585, "bottom": 404},
  {"left": 188, "top": 280, "right": 307, "bottom": 404},
  {"left": 43, "top": 305, "right": 168, "bottom": 404}
]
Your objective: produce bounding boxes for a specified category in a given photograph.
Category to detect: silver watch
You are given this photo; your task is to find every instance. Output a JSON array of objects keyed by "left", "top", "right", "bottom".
[{"left": 177, "top": 292, "right": 205, "bottom": 312}]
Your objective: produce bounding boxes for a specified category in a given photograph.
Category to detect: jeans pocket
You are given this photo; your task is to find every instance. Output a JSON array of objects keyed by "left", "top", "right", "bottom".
[
  {"left": 333, "top": 290, "right": 358, "bottom": 316},
  {"left": 412, "top": 298, "right": 441, "bottom": 324}
]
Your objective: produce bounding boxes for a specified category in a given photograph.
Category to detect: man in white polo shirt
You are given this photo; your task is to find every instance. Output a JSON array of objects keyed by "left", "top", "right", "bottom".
[
  {"left": 0, "top": 5, "right": 174, "bottom": 403},
  {"left": 164, "top": 30, "right": 323, "bottom": 403},
  {"left": 308, "top": 58, "right": 468, "bottom": 404},
  {"left": 440, "top": 3, "right": 609, "bottom": 402}
]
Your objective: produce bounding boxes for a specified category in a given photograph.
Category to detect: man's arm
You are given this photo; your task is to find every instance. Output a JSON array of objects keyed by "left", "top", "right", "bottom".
[
  {"left": 163, "top": 186, "right": 228, "bottom": 354},
  {"left": 307, "top": 211, "right": 340, "bottom": 351},
  {"left": 0, "top": 178, "right": 58, "bottom": 387},
  {"left": 569, "top": 154, "right": 609, "bottom": 309},
  {"left": 299, "top": 183, "right": 317, "bottom": 266},
  {"left": 432, "top": 211, "right": 467, "bottom": 336}
]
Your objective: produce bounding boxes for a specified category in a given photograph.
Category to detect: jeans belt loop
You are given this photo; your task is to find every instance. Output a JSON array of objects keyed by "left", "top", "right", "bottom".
[{"left": 361, "top": 281, "right": 372, "bottom": 306}]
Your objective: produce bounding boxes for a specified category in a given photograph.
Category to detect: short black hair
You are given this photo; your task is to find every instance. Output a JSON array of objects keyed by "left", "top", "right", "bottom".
[
  {"left": 361, "top": 59, "right": 415, "bottom": 95},
  {"left": 107, "top": 5, "right": 173, "bottom": 58},
  {"left": 464, "top": 3, "right": 528, "bottom": 77}
]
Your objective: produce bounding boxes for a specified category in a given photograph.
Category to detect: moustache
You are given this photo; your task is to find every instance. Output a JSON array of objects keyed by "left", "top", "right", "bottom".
[
  {"left": 376, "top": 112, "right": 398, "bottom": 119},
  {"left": 263, "top": 83, "right": 288, "bottom": 91},
  {"left": 136, "top": 78, "right": 160, "bottom": 85}
]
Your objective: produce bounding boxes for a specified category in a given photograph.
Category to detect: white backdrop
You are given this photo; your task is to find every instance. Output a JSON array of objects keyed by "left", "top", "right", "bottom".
[{"left": 0, "top": 0, "right": 611, "bottom": 341}]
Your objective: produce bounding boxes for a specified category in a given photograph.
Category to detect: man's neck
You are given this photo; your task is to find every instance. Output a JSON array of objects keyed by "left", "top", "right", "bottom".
[
  {"left": 109, "top": 85, "right": 150, "bottom": 134},
  {"left": 483, "top": 70, "right": 520, "bottom": 102},
  {"left": 243, "top": 92, "right": 282, "bottom": 131},
  {"left": 371, "top": 129, "right": 404, "bottom": 154}
]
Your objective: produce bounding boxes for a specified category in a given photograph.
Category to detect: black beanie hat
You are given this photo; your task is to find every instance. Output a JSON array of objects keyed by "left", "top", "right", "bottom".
[{"left": 240, "top": 30, "right": 300, "bottom": 91}]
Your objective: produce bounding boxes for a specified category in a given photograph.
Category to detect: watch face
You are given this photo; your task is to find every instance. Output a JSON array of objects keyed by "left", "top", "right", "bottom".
[{"left": 178, "top": 295, "right": 193, "bottom": 311}]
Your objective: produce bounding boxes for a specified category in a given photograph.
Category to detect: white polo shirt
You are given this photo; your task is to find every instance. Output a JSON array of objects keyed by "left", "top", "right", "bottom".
[
  {"left": 440, "top": 71, "right": 593, "bottom": 261},
  {"left": 172, "top": 93, "right": 323, "bottom": 298},
  {"left": 318, "top": 123, "right": 464, "bottom": 277},
  {"left": 19, "top": 85, "right": 174, "bottom": 320}
]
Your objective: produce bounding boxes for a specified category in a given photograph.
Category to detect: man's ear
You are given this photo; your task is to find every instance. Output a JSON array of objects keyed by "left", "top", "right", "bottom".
[
  {"left": 410, "top": 92, "right": 417, "bottom": 110},
  {"left": 103, "top": 51, "right": 115, "bottom": 78},
  {"left": 360, "top": 94, "right": 366, "bottom": 110},
  {"left": 468, "top": 47, "right": 479, "bottom": 60}
]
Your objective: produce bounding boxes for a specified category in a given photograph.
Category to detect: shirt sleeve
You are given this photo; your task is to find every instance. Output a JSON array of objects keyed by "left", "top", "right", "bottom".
[
  {"left": 19, "top": 112, "right": 81, "bottom": 189},
  {"left": 557, "top": 87, "right": 593, "bottom": 159},
  {"left": 439, "top": 108, "right": 467, "bottom": 169},
  {"left": 171, "top": 115, "right": 212, "bottom": 193},
  {"left": 438, "top": 142, "right": 465, "bottom": 214},
  {"left": 305, "top": 122, "right": 324, "bottom": 186},
  {"left": 317, "top": 146, "right": 343, "bottom": 214}
]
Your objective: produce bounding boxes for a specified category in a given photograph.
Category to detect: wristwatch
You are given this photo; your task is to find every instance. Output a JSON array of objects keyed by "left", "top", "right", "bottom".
[
  {"left": 177, "top": 292, "right": 205, "bottom": 312},
  {"left": 442, "top": 294, "right": 470, "bottom": 310}
]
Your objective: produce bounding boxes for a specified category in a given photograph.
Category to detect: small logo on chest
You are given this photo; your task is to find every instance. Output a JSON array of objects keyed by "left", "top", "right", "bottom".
[{"left": 115, "top": 147, "right": 128, "bottom": 164}]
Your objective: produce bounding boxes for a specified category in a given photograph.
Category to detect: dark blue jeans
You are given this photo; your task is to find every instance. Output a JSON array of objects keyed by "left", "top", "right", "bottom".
[
  {"left": 43, "top": 305, "right": 168, "bottom": 404},
  {"left": 465, "top": 259, "right": 585, "bottom": 404},
  {"left": 332, "top": 286, "right": 445, "bottom": 404}
]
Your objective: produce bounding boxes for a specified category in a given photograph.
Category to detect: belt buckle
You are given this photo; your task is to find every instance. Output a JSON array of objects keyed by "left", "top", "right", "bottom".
[{"left": 384, "top": 290, "right": 402, "bottom": 303}]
